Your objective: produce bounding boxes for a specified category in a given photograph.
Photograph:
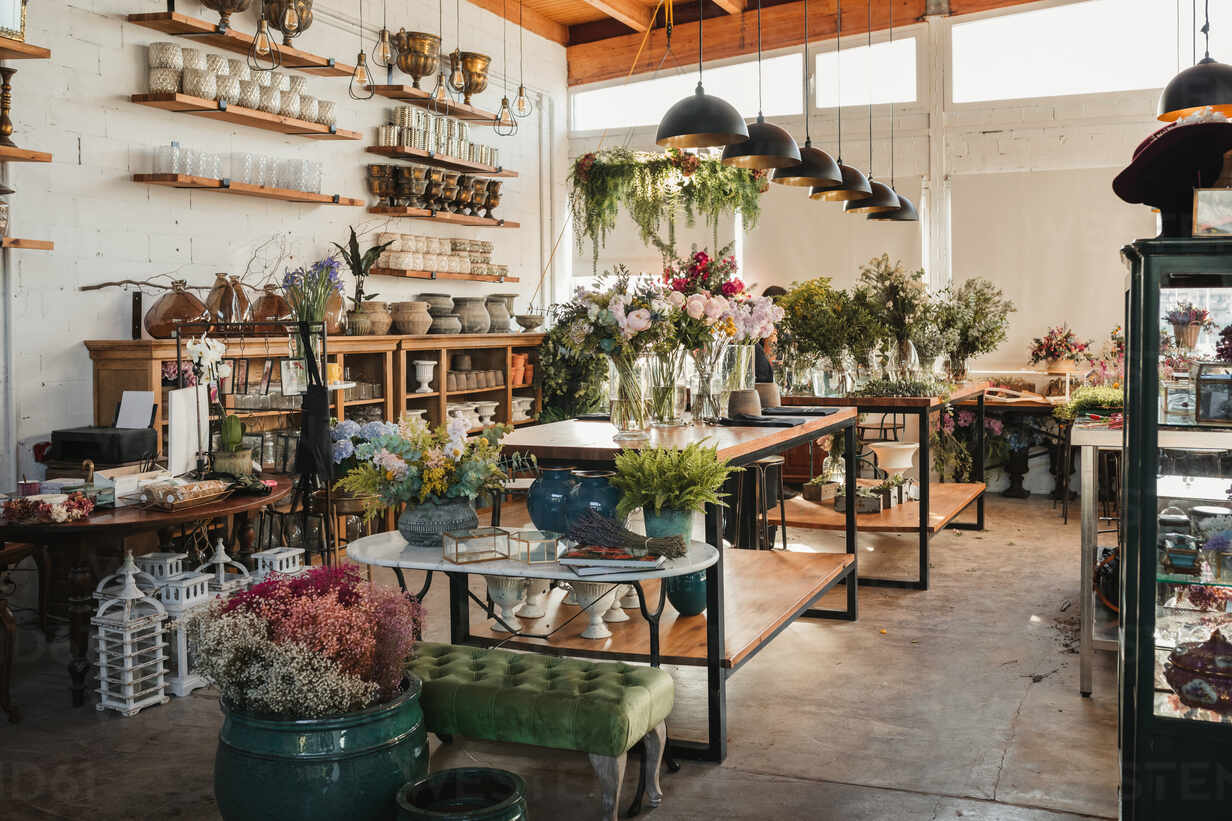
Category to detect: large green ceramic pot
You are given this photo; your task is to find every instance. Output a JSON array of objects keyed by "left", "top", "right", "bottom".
[
  {"left": 396, "top": 768, "right": 528, "bottom": 820},
  {"left": 644, "top": 507, "right": 706, "bottom": 617},
  {"left": 215, "top": 677, "right": 429, "bottom": 821}
]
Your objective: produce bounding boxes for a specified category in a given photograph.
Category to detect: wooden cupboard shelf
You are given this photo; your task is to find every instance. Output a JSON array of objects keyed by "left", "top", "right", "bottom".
[
  {"left": 2, "top": 238, "right": 53, "bottom": 250},
  {"left": 447, "top": 386, "right": 506, "bottom": 396},
  {"left": 405, "top": 391, "right": 441, "bottom": 399},
  {"left": 126, "top": 12, "right": 353, "bottom": 77},
  {"left": 342, "top": 397, "right": 385, "bottom": 407},
  {"left": 366, "top": 85, "right": 499, "bottom": 123},
  {"left": 365, "top": 146, "right": 517, "bottom": 177},
  {"left": 512, "top": 417, "right": 539, "bottom": 426},
  {"left": 0, "top": 145, "right": 51, "bottom": 163},
  {"left": 370, "top": 266, "right": 519, "bottom": 284},
  {"left": 0, "top": 36, "right": 49, "bottom": 59},
  {"left": 366, "top": 206, "right": 519, "bottom": 228},
  {"left": 133, "top": 173, "right": 364, "bottom": 206},
  {"left": 130, "top": 93, "right": 362, "bottom": 140}
]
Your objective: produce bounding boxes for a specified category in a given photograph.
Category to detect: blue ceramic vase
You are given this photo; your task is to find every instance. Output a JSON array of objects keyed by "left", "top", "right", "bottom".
[
  {"left": 526, "top": 467, "right": 575, "bottom": 534},
  {"left": 566, "top": 470, "right": 624, "bottom": 529},
  {"left": 643, "top": 507, "right": 706, "bottom": 616}
]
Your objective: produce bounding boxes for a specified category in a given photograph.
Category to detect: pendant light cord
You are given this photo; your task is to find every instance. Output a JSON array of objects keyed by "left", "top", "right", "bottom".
[
  {"left": 866, "top": 0, "right": 873, "bottom": 177},
  {"left": 801, "top": 0, "right": 809, "bottom": 142},
  {"left": 697, "top": 0, "right": 704, "bottom": 81},
  {"left": 1203, "top": 0, "right": 1211, "bottom": 59},
  {"left": 503, "top": 0, "right": 508, "bottom": 94},
  {"left": 888, "top": 0, "right": 894, "bottom": 186},
  {"left": 835, "top": 0, "right": 842, "bottom": 162},
  {"left": 756, "top": 0, "right": 764, "bottom": 115},
  {"left": 519, "top": 0, "right": 525, "bottom": 80}
]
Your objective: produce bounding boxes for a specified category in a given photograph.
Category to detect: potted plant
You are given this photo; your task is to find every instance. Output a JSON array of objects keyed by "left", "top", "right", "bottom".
[
  {"left": 802, "top": 474, "right": 840, "bottom": 503},
  {"left": 191, "top": 565, "right": 427, "bottom": 821},
  {"left": 334, "top": 226, "right": 395, "bottom": 336},
  {"left": 1164, "top": 301, "right": 1215, "bottom": 350},
  {"left": 335, "top": 415, "right": 509, "bottom": 547},
  {"left": 610, "top": 442, "right": 735, "bottom": 616},
  {"left": 857, "top": 254, "right": 928, "bottom": 373},
  {"left": 282, "top": 257, "right": 344, "bottom": 363},
  {"left": 934, "top": 278, "right": 1015, "bottom": 381},
  {"left": 212, "top": 413, "right": 252, "bottom": 476},
  {"left": 1029, "top": 324, "right": 1093, "bottom": 372}
]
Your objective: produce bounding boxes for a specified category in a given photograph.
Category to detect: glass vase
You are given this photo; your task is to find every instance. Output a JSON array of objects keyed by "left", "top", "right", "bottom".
[
  {"left": 608, "top": 353, "right": 648, "bottom": 442},
  {"left": 690, "top": 340, "right": 730, "bottom": 424},
  {"left": 648, "top": 349, "right": 687, "bottom": 428}
]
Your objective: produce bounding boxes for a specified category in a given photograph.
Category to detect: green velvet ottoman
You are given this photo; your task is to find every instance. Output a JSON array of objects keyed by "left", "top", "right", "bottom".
[{"left": 408, "top": 642, "right": 675, "bottom": 820}]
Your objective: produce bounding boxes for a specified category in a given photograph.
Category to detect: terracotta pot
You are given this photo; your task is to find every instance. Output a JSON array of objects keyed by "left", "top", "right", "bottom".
[
  {"left": 359, "top": 301, "right": 393, "bottom": 335},
  {"left": 347, "top": 310, "right": 373, "bottom": 336},
  {"left": 454, "top": 296, "right": 490, "bottom": 334},
  {"left": 144, "top": 280, "right": 209, "bottom": 338},
  {"left": 485, "top": 297, "right": 511, "bottom": 333},
  {"left": 392, "top": 301, "right": 433, "bottom": 335},
  {"left": 250, "top": 284, "right": 292, "bottom": 335},
  {"left": 325, "top": 289, "right": 345, "bottom": 336}
]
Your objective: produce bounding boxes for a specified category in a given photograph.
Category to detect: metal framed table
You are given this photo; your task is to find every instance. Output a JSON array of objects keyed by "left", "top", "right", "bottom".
[{"left": 777, "top": 383, "right": 989, "bottom": 590}]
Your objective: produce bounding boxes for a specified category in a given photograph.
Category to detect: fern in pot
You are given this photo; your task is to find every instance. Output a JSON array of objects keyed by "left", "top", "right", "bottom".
[{"left": 611, "top": 443, "right": 734, "bottom": 616}]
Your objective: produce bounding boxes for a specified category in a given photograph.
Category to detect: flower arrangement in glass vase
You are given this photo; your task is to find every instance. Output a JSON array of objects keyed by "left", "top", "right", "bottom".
[
  {"left": 1164, "top": 301, "right": 1216, "bottom": 351},
  {"left": 282, "top": 256, "right": 344, "bottom": 366},
  {"left": 1028, "top": 324, "right": 1092, "bottom": 370},
  {"left": 856, "top": 254, "right": 929, "bottom": 376}
]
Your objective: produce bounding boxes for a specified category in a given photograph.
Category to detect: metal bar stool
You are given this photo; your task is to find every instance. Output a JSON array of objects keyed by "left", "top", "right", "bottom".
[{"left": 752, "top": 455, "right": 788, "bottom": 550}]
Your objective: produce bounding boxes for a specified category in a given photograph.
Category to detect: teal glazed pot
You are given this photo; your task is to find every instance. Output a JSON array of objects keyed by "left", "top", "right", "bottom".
[
  {"left": 396, "top": 768, "right": 528, "bottom": 820},
  {"left": 566, "top": 469, "right": 624, "bottom": 529},
  {"left": 526, "top": 466, "right": 575, "bottom": 533},
  {"left": 644, "top": 507, "right": 705, "bottom": 616},
  {"left": 398, "top": 498, "right": 479, "bottom": 548},
  {"left": 215, "top": 677, "right": 429, "bottom": 821}
]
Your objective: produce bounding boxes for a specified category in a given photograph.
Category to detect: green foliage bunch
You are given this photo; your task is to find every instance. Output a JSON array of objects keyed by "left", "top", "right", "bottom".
[
  {"left": 936, "top": 278, "right": 1016, "bottom": 363},
  {"left": 856, "top": 254, "right": 929, "bottom": 345},
  {"left": 777, "top": 277, "right": 848, "bottom": 364},
  {"left": 1054, "top": 385, "right": 1124, "bottom": 421},
  {"left": 220, "top": 414, "right": 245, "bottom": 452},
  {"left": 333, "top": 226, "right": 395, "bottom": 310},
  {"left": 611, "top": 442, "right": 737, "bottom": 518},
  {"left": 537, "top": 322, "right": 607, "bottom": 423},
  {"left": 843, "top": 288, "right": 892, "bottom": 363},
  {"left": 910, "top": 299, "right": 961, "bottom": 364},
  {"left": 849, "top": 377, "right": 952, "bottom": 398}
]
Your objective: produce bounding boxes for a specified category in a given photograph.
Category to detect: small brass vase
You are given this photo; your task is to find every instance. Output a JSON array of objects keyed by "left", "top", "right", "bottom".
[
  {"left": 200, "top": 0, "right": 252, "bottom": 28},
  {"left": 458, "top": 52, "right": 490, "bottom": 105},
  {"left": 265, "top": 0, "right": 314, "bottom": 45},
  {"left": 393, "top": 30, "right": 440, "bottom": 89}
]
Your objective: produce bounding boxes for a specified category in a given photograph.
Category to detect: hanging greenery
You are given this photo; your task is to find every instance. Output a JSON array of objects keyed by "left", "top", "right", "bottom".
[{"left": 569, "top": 147, "right": 766, "bottom": 268}]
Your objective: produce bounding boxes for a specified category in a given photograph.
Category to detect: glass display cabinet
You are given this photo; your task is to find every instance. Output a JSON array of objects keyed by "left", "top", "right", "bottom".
[{"left": 1122, "top": 238, "right": 1232, "bottom": 820}]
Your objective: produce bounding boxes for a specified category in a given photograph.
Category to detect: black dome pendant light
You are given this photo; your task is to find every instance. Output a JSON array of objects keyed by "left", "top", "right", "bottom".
[
  {"left": 868, "top": 0, "right": 917, "bottom": 221},
  {"left": 722, "top": 0, "right": 801, "bottom": 168},
  {"left": 845, "top": 0, "right": 899, "bottom": 214},
  {"left": 771, "top": 0, "right": 842, "bottom": 186},
  {"left": 1160, "top": 0, "right": 1232, "bottom": 121},
  {"left": 809, "top": 0, "right": 871, "bottom": 201},
  {"left": 656, "top": 0, "right": 749, "bottom": 148}
]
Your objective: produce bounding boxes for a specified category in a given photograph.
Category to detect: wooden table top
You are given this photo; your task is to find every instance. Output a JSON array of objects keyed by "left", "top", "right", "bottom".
[
  {"left": 0, "top": 477, "right": 292, "bottom": 540},
  {"left": 500, "top": 410, "right": 857, "bottom": 465},
  {"left": 782, "top": 382, "right": 990, "bottom": 409}
]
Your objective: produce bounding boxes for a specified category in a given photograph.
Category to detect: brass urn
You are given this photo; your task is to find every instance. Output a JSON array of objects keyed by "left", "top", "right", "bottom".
[
  {"left": 201, "top": 0, "right": 251, "bottom": 28},
  {"left": 265, "top": 0, "right": 314, "bottom": 45},
  {"left": 458, "top": 51, "right": 490, "bottom": 105},
  {"left": 393, "top": 30, "right": 440, "bottom": 89}
]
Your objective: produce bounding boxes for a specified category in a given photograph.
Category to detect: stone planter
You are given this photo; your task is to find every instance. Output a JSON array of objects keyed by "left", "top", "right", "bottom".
[
  {"left": 212, "top": 448, "right": 253, "bottom": 476},
  {"left": 397, "top": 498, "right": 479, "bottom": 548},
  {"left": 430, "top": 314, "right": 462, "bottom": 334},
  {"left": 347, "top": 310, "right": 373, "bottom": 336},
  {"left": 214, "top": 677, "right": 428, "bottom": 821},
  {"left": 360, "top": 301, "right": 393, "bottom": 335},
  {"left": 393, "top": 301, "right": 433, "bottom": 335},
  {"left": 454, "top": 297, "right": 491, "bottom": 334},
  {"left": 484, "top": 297, "right": 511, "bottom": 333}
]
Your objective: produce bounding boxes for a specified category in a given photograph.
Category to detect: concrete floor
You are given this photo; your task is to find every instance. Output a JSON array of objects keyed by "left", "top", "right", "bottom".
[{"left": 0, "top": 494, "right": 1118, "bottom": 820}]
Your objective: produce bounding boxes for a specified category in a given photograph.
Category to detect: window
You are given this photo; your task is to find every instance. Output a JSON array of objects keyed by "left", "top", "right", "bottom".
[
  {"left": 815, "top": 37, "right": 916, "bottom": 108},
  {"left": 951, "top": 0, "right": 1232, "bottom": 104},
  {"left": 571, "top": 53, "right": 801, "bottom": 132}
]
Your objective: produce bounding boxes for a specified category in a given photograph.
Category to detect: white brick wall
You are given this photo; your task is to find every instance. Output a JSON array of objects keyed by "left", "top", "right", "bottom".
[{"left": 1, "top": 0, "right": 570, "bottom": 482}]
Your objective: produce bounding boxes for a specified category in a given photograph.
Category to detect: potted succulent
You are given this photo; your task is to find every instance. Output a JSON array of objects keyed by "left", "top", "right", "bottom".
[
  {"left": 610, "top": 442, "right": 735, "bottom": 616},
  {"left": 334, "top": 227, "right": 395, "bottom": 336},
  {"left": 211, "top": 413, "right": 252, "bottom": 476},
  {"left": 191, "top": 566, "right": 427, "bottom": 821}
]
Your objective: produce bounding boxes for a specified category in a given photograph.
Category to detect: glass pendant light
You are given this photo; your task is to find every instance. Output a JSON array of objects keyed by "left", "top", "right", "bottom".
[
  {"left": 868, "top": 2, "right": 917, "bottom": 222},
  {"left": 248, "top": 0, "right": 281, "bottom": 71},
  {"left": 429, "top": 0, "right": 452, "bottom": 111},
  {"left": 721, "top": 0, "right": 800, "bottom": 168},
  {"left": 844, "top": 0, "right": 898, "bottom": 215},
  {"left": 512, "top": 0, "right": 533, "bottom": 118},
  {"left": 281, "top": 2, "right": 301, "bottom": 37},
  {"left": 1160, "top": 0, "right": 1232, "bottom": 120},
  {"left": 809, "top": 1, "right": 869, "bottom": 201},
  {"left": 655, "top": 0, "right": 749, "bottom": 149},
  {"left": 772, "top": 0, "right": 841, "bottom": 186},
  {"left": 447, "top": 0, "right": 466, "bottom": 94},
  {"left": 372, "top": 0, "right": 394, "bottom": 70},
  {"left": 349, "top": 0, "right": 374, "bottom": 101},
  {"left": 494, "top": 0, "right": 518, "bottom": 136}
]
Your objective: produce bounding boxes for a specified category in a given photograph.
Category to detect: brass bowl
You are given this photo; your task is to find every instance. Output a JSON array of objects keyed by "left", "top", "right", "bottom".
[
  {"left": 426, "top": 167, "right": 445, "bottom": 183},
  {"left": 485, "top": 180, "right": 503, "bottom": 197},
  {"left": 410, "top": 165, "right": 428, "bottom": 181},
  {"left": 394, "top": 30, "right": 440, "bottom": 89},
  {"left": 442, "top": 171, "right": 461, "bottom": 186},
  {"left": 484, "top": 194, "right": 500, "bottom": 218},
  {"left": 459, "top": 52, "right": 490, "bottom": 105},
  {"left": 265, "top": 0, "right": 313, "bottom": 45}
]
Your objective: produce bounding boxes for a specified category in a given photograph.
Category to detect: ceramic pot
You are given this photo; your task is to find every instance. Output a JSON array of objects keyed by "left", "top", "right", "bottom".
[
  {"left": 644, "top": 508, "right": 704, "bottom": 616},
  {"left": 325, "top": 289, "right": 345, "bottom": 336},
  {"left": 205, "top": 273, "right": 245, "bottom": 322},
  {"left": 430, "top": 314, "right": 462, "bottom": 334},
  {"left": 397, "top": 498, "right": 478, "bottom": 548},
  {"left": 212, "top": 448, "right": 253, "bottom": 477},
  {"left": 483, "top": 575, "right": 525, "bottom": 633},
  {"left": 514, "top": 314, "right": 544, "bottom": 332},
  {"left": 565, "top": 470, "right": 623, "bottom": 530},
  {"left": 1164, "top": 630, "right": 1232, "bottom": 713},
  {"left": 485, "top": 296, "right": 511, "bottom": 333},
  {"left": 360, "top": 301, "right": 393, "bottom": 335},
  {"left": 527, "top": 467, "right": 575, "bottom": 533},
  {"left": 393, "top": 301, "right": 433, "bottom": 335},
  {"left": 215, "top": 677, "right": 428, "bottom": 821},
  {"left": 517, "top": 578, "right": 551, "bottom": 620},
  {"left": 396, "top": 768, "right": 527, "bottom": 821},
  {"left": 347, "top": 310, "right": 373, "bottom": 336},
  {"left": 727, "top": 389, "right": 761, "bottom": 417},
  {"left": 570, "top": 581, "right": 618, "bottom": 640},
  {"left": 411, "top": 360, "right": 437, "bottom": 393},
  {"left": 754, "top": 381, "right": 781, "bottom": 409},
  {"left": 251, "top": 284, "right": 292, "bottom": 335},
  {"left": 418, "top": 293, "right": 454, "bottom": 317},
  {"left": 454, "top": 297, "right": 491, "bottom": 334},
  {"left": 144, "top": 280, "right": 209, "bottom": 338}
]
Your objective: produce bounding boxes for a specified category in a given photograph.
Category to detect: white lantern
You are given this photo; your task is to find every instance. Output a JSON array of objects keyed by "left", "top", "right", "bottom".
[
  {"left": 92, "top": 555, "right": 170, "bottom": 717},
  {"left": 249, "top": 546, "right": 306, "bottom": 584},
  {"left": 134, "top": 551, "right": 188, "bottom": 584},
  {"left": 194, "top": 538, "right": 252, "bottom": 597},
  {"left": 93, "top": 552, "right": 159, "bottom": 602},
  {"left": 160, "top": 571, "right": 212, "bottom": 697}
]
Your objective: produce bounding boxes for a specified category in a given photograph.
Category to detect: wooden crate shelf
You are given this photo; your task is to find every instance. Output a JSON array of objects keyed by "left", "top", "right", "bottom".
[
  {"left": 2, "top": 238, "right": 53, "bottom": 250},
  {"left": 770, "top": 482, "right": 987, "bottom": 535},
  {"left": 0, "top": 145, "right": 51, "bottom": 163},
  {"left": 367, "top": 206, "right": 519, "bottom": 228},
  {"left": 366, "top": 84, "right": 499, "bottom": 123},
  {"left": 133, "top": 173, "right": 363, "bottom": 206},
  {"left": 130, "top": 93, "right": 362, "bottom": 140},
  {"left": 126, "top": 12, "right": 353, "bottom": 77},
  {"left": 365, "top": 146, "right": 517, "bottom": 177},
  {"left": 370, "top": 266, "right": 519, "bottom": 284},
  {"left": 0, "top": 36, "right": 49, "bottom": 59}
]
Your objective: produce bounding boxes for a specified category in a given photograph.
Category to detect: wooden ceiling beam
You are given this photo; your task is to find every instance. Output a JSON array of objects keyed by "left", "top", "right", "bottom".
[
  {"left": 578, "top": 0, "right": 658, "bottom": 32},
  {"left": 466, "top": 0, "right": 571, "bottom": 45},
  {"left": 713, "top": 0, "right": 747, "bottom": 14}
]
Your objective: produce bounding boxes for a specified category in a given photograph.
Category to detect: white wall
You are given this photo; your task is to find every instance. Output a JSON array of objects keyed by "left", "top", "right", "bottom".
[{"left": 1, "top": 0, "right": 570, "bottom": 482}]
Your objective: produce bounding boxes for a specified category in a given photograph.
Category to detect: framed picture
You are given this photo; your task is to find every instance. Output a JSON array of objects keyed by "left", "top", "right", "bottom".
[
  {"left": 280, "top": 359, "right": 306, "bottom": 396},
  {"left": 1192, "top": 188, "right": 1232, "bottom": 236},
  {"left": 234, "top": 359, "right": 250, "bottom": 394},
  {"left": 0, "top": 0, "right": 25, "bottom": 42},
  {"left": 259, "top": 359, "right": 274, "bottom": 394}
]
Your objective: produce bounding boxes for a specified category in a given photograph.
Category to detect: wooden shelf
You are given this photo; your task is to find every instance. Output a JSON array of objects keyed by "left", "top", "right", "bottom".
[
  {"left": 512, "top": 417, "right": 539, "bottom": 426},
  {"left": 365, "top": 146, "right": 517, "bottom": 177},
  {"left": 367, "top": 206, "right": 519, "bottom": 228},
  {"left": 366, "top": 85, "right": 500, "bottom": 123},
  {"left": 406, "top": 391, "right": 441, "bottom": 399},
  {"left": 447, "top": 385, "right": 506, "bottom": 396},
  {"left": 2, "top": 238, "right": 52, "bottom": 250},
  {"left": 0, "top": 36, "right": 49, "bottom": 60},
  {"left": 126, "top": 12, "right": 353, "bottom": 77},
  {"left": 130, "top": 93, "right": 362, "bottom": 140},
  {"left": 370, "top": 266, "right": 519, "bottom": 283},
  {"left": 0, "top": 145, "right": 51, "bottom": 163},
  {"left": 133, "top": 173, "right": 363, "bottom": 206},
  {"left": 342, "top": 397, "right": 385, "bottom": 407},
  {"left": 770, "top": 482, "right": 987, "bottom": 535},
  {"left": 511, "top": 382, "right": 534, "bottom": 390}
]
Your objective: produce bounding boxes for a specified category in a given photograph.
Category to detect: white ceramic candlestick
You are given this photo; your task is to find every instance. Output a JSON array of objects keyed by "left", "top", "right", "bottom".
[
  {"left": 571, "top": 581, "right": 618, "bottom": 639},
  {"left": 483, "top": 575, "right": 525, "bottom": 633},
  {"left": 412, "top": 360, "right": 436, "bottom": 393}
]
